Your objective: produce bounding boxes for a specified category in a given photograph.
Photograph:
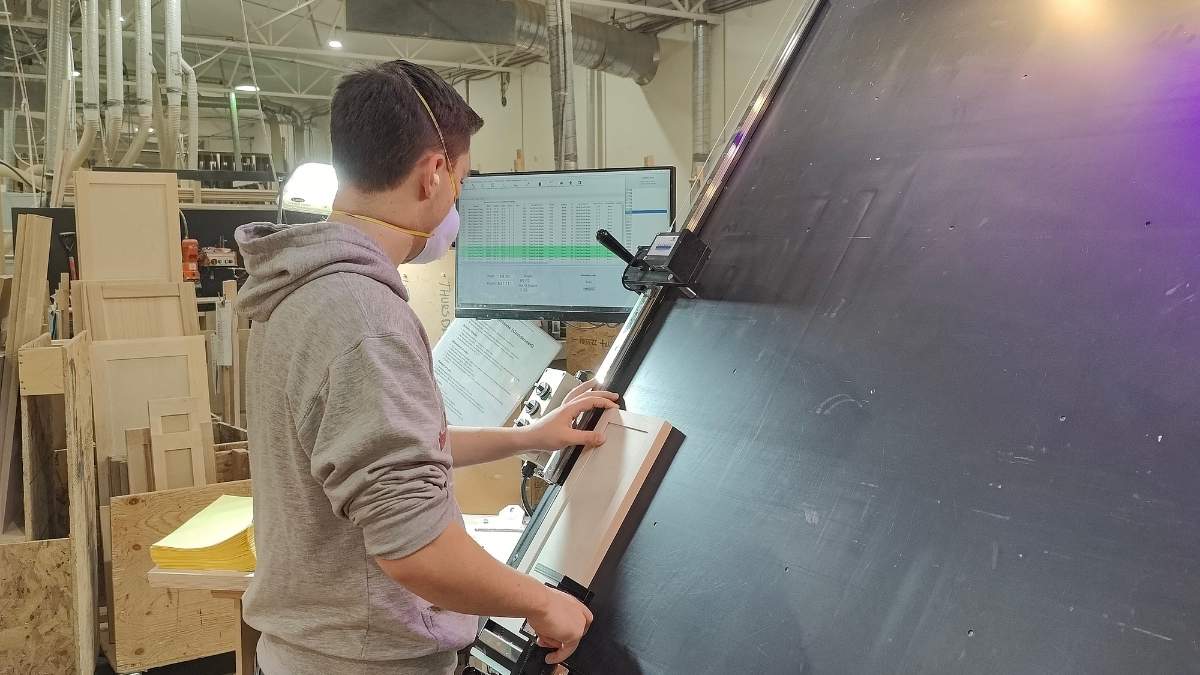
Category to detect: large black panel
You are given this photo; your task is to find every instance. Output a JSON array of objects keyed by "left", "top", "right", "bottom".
[{"left": 577, "top": 1, "right": 1200, "bottom": 673}]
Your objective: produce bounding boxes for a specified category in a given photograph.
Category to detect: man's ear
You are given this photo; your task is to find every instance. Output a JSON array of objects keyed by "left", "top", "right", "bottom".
[{"left": 415, "top": 151, "right": 443, "bottom": 200}]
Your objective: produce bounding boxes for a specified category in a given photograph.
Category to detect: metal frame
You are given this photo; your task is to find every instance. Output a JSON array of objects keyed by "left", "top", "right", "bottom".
[{"left": 572, "top": 0, "right": 721, "bottom": 23}]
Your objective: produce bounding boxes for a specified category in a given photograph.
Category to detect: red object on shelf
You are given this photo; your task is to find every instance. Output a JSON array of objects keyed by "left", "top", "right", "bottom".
[{"left": 182, "top": 238, "right": 200, "bottom": 281}]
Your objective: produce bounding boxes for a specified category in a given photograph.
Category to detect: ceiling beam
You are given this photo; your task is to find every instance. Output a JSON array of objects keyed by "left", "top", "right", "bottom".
[
  {"left": 0, "top": 70, "right": 329, "bottom": 102},
  {"left": 253, "top": 0, "right": 320, "bottom": 31},
  {"left": 570, "top": 0, "right": 720, "bottom": 22},
  {"left": 7, "top": 19, "right": 518, "bottom": 74}
]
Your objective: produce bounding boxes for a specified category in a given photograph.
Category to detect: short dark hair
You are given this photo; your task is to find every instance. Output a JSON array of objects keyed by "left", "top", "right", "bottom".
[{"left": 330, "top": 60, "right": 483, "bottom": 193}]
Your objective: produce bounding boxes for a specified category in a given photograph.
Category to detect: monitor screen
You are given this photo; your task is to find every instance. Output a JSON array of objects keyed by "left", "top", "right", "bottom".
[{"left": 455, "top": 166, "right": 675, "bottom": 321}]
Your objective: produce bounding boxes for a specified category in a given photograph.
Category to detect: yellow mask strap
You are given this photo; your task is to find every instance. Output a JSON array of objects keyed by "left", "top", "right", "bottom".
[{"left": 328, "top": 210, "right": 433, "bottom": 239}]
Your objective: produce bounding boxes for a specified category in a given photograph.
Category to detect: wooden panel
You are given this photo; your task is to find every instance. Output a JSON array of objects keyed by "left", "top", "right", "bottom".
[
  {"left": 63, "top": 331, "right": 97, "bottom": 675},
  {"left": 214, "top": 443, "right": 250, "bottom": 483},
  {"left": 18, "top": 340, "right": 64, "bottom": 395},
  {"left": 109, "top": 480, "right": 251, "bottom": 672},
  {"left": 90, "top": 336, "right": 213, "bottom": 503},
  {"left": 123, "top": 427, "right": 152, "bottom": 493},
  {"left": 147, "top": 397, "right": 208, "bottom": 490},
  {"left": 453, "top": 459, "right": 523, "bottom": 515},
  {"left": 19, "top": 333, "right": 55, "bottom": 539},
  {"left": 397, "top": 250, "right": 455, "bottom": 345},
  {"left": 515, "top": 409, "right": 672, "bottom": 585},
  {"left": 77, "top": 280, "right": 199, "bottom": 340},
  {"left": 0, "top": 214, "right": 51, "bottom": 531},
  {"left": 564, "top": 323, "right": 621, "bottom": 376},
  {"left": 0, "top": 274, "right": 12, "bottom": 326},
  {"left": 0, "top": 538, "right": 76, "bottom": 674},
  {"left": 20, "top": 391, "right": 65, "bottom": 540},
  {"left": 74, "top": 170, "right": 181, "bottom": 282}
]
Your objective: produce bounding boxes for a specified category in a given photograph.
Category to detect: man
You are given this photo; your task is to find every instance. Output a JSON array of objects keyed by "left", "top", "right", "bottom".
[{"left": 235, "top": 60, "right": 617, "bottom": 674}]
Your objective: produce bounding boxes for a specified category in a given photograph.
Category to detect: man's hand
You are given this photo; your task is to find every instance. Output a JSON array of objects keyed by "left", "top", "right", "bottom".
[
  {"left": 528, "top": 587, "right": 594, "bottom": 664},
  {"left": 523, "top": 380, "right": 619, "bottom": 451}
]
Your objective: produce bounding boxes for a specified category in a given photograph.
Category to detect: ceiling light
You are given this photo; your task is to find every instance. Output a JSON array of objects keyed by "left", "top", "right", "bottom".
[
  {"left": 234, "top": 84, "right": 259, "bottom": 92},
  {"left": 148, "top": 127, "right": 155, "bottom": 134},
  {"left": 70, "top": 70, "right": 80, "bottom": 78},
  {"left": 327, "top": 39, "right": 343, "bottom": 49}
]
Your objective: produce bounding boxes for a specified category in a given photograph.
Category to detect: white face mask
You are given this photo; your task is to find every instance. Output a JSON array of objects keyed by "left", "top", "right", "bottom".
[{"left": 408, "top": 204, "right": 460, "bottom": 264}]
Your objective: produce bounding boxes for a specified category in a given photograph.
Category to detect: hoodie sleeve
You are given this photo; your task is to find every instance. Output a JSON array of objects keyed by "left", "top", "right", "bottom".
[{"left": 298, "top": 332, "right": 455, "bottom": 560}]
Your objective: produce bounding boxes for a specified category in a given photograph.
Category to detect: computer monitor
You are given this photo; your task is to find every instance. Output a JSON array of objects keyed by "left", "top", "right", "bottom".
[{"left": 455, "top": 166, "right": 675, "bottom": 321}]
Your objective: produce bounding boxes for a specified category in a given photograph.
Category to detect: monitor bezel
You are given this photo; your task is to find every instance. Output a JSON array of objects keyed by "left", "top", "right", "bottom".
[{"left": 453, "top": 165, "right": 677, "bottom": 323}]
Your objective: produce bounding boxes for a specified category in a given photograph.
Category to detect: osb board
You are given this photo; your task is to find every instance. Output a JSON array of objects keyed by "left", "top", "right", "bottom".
[
  {"left": 397, "top": 250, "right": 455, "bottom": 345},
  {"left": 91, "top": 336, "right": 213, "bottom": 503},
  {"left": 74, "top": 170, "right": 182, "bottom": 282},
  {"left": 76, "top": 280, "right": 200, "bottom": 340},
  {"left": 0, "top": 537, "right": 76, "bottom": 675},
  {"left": 109, "top": 480, "right": 251, "bottom": 672},
  {"left": 63, "top": 331, "right": 97, "bottom": 675},
  {"left": 454, "top": 458, "right": 523, "bottom": 515},
  {"left": 564, "top": 323, "right": 621, "bottom": 375}
]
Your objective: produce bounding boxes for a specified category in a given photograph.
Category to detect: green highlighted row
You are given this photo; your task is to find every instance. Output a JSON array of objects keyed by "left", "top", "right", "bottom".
[{"left": 459, "top": 244, "right": 614, "bottom": 259}]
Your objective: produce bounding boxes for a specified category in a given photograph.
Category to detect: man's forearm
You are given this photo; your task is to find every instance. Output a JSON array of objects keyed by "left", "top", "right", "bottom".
[
  {"left": 376, "top": 520, "right": 546, "bottom": 618},
  {"left": 449, "top": 426, "right": 534, "bottom": 466}
]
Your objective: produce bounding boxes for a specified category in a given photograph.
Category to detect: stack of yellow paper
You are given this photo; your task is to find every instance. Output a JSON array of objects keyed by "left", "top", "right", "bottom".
[{"left": 151, "top": 495, "right": 256, "bottom": 571}]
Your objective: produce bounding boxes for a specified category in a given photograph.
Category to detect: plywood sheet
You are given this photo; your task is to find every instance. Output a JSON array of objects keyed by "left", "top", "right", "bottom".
[
  {"left": 0, "top": 214, "right": 51, "bottom": 531},
  {"left": 17, "top": 340, "right": 64, "bottom": 395},
  {"left": 63, "top": 331, "right": 97, "bottom": 675},
  {"left": 564, "top": 323, "right": 620, "bottom": 375},
  {"left": 77, "top": 280, "right": 199, "bottom": 340},
  {"left": 74, "top": 169, "right": 181, "bottom": 282},
  {"left": 454, "top": 459, "right": 523, "bottom": 515},
  {"left": 0, "top": 537, "right": 76, "bottom": 674},
  {"left": 397, "top": 250, "right": 455, "bottom": 345},
  {"left": 109, "top": 480, "right": 251, "bottom": 672},
  {"left": 90, "top": 336, "right": 212, "bottom": 503}
]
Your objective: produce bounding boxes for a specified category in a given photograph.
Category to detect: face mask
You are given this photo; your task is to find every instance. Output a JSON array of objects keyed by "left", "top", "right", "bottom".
[{"left": 408, "top": 204, "right": 459, "bottom": 264}]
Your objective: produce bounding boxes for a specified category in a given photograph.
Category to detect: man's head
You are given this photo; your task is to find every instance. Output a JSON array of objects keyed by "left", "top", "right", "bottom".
[{"left": 330, "top": 60, "right": 482, "bottom": 256}]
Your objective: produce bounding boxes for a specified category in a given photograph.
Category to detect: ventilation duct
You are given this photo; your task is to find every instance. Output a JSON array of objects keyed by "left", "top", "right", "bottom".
[{"left": 346, "top": 0, "right": 660, "bottom": 84}]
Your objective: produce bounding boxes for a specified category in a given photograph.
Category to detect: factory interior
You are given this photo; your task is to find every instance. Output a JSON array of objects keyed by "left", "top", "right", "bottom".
[{"left": 0, "top": 0, "right": 1197, "bottom": 673}]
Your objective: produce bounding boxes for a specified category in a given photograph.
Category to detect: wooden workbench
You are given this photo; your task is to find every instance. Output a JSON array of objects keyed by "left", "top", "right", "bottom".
[{"left": 146, "top": 568, "right": 257, "bottom": 675}]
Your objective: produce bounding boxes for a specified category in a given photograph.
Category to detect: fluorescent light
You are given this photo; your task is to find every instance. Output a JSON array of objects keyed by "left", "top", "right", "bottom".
[
  {"left": 148, "top": 127, "right": 155, "bottom": 133},
  {"left": 119, "top": 16, "right": 125, "bottom": 22},
  {"left": 281, "top": 162, "right": 339, "bottom": 216},
  {"left": 327, "top": 39, "right": 343, "bottom": 49},
  {"left": 70, "top": 70, "right": 80, "bottom": 78},
  {"left": 234, "top": 84, "right": 259, "bottom": 92}
]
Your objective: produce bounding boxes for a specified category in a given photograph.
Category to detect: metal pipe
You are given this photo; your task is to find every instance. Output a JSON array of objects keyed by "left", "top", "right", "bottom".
[
  {"left": 546, "top": 0, "right": 578, "bottom": 170},
  {"left": 181, "top": 59, "right": 199, "bottom": 170},
  {"left": 44, "top": 0, "right": 70, "bottom": 173},
  {"left": 691, "top": 20, "right": 712, "bottom": 190},
  {"left": 120, "top": 0, "right": 153, "bottom": 165},
  {"left": 163, "top": 0, "right": 183, "bottom": 168},
  {"left": 105, "top": 0, "right": 124, "bottom": 159},
  {"left": 53, "top": 0, "right": 100, "bottom": 206},
  {"left": 229, "top": 91, "right": 242, "bottom": 169}
]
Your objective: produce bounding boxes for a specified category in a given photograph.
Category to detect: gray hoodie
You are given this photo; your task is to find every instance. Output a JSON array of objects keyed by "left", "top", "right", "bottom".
[{"left": 235, "top": 221, "right": 476, "bottom": 675}]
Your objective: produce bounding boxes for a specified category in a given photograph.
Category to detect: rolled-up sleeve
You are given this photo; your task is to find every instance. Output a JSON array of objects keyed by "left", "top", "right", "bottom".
[{"left": 298, "top": 333, "right": 454, "bottom": 560}]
